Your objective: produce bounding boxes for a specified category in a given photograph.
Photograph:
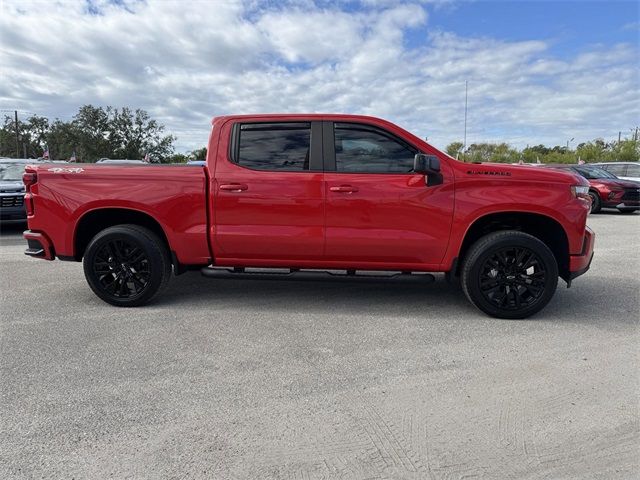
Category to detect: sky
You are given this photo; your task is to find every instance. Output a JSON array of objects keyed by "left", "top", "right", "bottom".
[{"left": 0, "top": 0, "right": 638, "bottom": 153}]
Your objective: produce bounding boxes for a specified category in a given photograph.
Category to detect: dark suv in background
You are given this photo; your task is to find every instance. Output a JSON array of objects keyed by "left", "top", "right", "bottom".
[
  {"left": 0, "top": 159, "right": 31, "bottom": 222},
  {"left": 543, "top": 164, "right": 640, "bottom": 214}
]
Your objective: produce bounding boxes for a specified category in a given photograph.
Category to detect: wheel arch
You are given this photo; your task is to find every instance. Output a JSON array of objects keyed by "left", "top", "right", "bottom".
[
  {"left": 455, "top": 211, "right": 570, "bottom": 282},
  {"left": 73, "top": 208, "right": 171, "bottom": 262}
]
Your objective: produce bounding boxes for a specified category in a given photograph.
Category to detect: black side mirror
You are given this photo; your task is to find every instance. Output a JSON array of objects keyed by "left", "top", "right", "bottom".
[
  {"left": 414, "top": 153, "right": 440, "bottom": 174},
  {"left": 414, "top": 154, "right": 443, "bottom": 186}
]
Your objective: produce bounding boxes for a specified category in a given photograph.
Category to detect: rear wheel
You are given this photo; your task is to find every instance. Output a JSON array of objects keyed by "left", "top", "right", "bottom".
[
  {"left": 461, "top": 231, "right": 558, "bottom": 319},
  {"left": 588, "top": 191, "right": 601, "bottom": 213},
  {"left": 83, "top": 224, "right": 171, "bottom": 307}
]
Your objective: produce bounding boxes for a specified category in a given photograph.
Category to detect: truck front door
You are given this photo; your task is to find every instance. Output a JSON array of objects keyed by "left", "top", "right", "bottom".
[{"left": 323, "top": 121, "right": 454, "bottom": 268}]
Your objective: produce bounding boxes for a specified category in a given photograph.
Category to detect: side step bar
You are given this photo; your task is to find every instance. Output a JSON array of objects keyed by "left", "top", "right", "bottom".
[{"left": 201, "top": 267, "right": 435, "bottom": 282}]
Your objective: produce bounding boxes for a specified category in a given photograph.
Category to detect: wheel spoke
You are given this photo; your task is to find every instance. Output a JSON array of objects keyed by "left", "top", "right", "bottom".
[
  {"left": 124, "top": 247, "right": 141, "bottom": 261},
  {"left": 513, "top": 289, "right": 522, "bottom": 308},
  {"left": 117, "top": 276, "right": 128, "bottom": 296},
  {"left": 93, "top": 238, "right": 150, "bottom": 299},
  {"left": 497, "top": 251, "right": 510, "bottom": 268},
  {"left": 479, "top": 246, "right": 547, "bottom": 311},
  {"left": 130, "top": 273, "right": 146, "bottom": 291},
  {"left": 107, "top": 242, "right": 121, "bottom": 262}
]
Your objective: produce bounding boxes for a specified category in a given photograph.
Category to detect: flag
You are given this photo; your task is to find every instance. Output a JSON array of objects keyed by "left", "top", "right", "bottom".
[
  {"left": 69, "top": 150, "right": 77, "bottom": 163},
  {"left": 42, "top": 146, "right": 50, "bottom": 160},
  {"left": 143, "top": 152, "right": 150, "bottom": 163}
]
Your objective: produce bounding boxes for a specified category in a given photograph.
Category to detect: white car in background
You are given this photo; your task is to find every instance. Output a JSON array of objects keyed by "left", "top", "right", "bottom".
[{"left": 592, "top": 162, "right": 640, "bottom": 182}]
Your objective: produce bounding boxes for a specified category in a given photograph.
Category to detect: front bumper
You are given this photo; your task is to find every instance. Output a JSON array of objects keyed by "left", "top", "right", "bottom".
[
  {"left": 23, "top": 230, "right": 55, "bottom": 260},
  {"left": 0, "top": 205, "right": 26, "bottom": 220},
  {"left": 568, "top": 226, "right": 594, "bottom": 282},
  {"left": 613, "top": 202, "right": 640, "bottom": 210}
]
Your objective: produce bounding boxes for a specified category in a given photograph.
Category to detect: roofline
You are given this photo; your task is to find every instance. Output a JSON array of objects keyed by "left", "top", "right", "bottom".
[{"left": 211, "top": 113, "right": 390, "bottom": 125}]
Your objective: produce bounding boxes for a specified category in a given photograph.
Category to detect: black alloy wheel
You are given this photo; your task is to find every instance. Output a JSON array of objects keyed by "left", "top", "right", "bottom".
[
  {"left": 93, "top": 239, "right": 151, "bottom": 299},
  {"left": 478, "top": 246, "right": 546, "bottom": 312},
  {"left": 461, "top": 231, "right": 558, "bottom": 319},
  {"left": 83, "top": 224, "right": 171, "bottom": 306}
]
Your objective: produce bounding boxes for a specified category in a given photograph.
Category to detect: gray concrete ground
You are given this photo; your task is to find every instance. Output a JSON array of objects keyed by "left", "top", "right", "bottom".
[{"left": 1, "top": 212, "right": 638, "bottom": 479}]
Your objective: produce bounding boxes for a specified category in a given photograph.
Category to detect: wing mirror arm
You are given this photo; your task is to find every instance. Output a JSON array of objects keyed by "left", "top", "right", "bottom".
[{"left": 413, "top": 154, "right": 443, "bottom": 186}]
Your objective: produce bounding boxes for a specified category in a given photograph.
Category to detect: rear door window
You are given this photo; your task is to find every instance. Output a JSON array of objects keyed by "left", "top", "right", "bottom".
[{"left": 236, "top": 123, "right": 310, "bottom": 171}]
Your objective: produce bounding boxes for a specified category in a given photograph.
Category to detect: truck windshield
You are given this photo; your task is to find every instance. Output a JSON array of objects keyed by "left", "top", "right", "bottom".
[{"left": 0, "top": 163, "right": 25, "bottom": 181}]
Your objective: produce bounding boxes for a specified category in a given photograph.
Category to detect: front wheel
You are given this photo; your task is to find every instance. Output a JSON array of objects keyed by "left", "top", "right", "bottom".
[
  {"left": 588, "top": 191, "right": 601, "bottom": 213},
  {"left": 461, "top": 231, "right": 558, "bottom": 319},
  {"left": 83, "top": 224, "right": 171, "bottom": 307}
]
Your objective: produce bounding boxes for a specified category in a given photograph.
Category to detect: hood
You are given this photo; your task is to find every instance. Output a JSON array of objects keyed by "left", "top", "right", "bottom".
[
  {"left": 457, "top": 162, "right": 587, "bottom": 186},
  {"left": 595, "top": 178, "right": 640, "bottom": 189},
  {"left": 0, "top": 181, "right": 25, "bottom": 193}
]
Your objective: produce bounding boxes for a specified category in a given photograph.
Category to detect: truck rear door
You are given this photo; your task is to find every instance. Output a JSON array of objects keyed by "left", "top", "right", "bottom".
[
  {"left": 322, "top": 121, "right": 454, "bottom": 267},
  {"left": 213, "top": 121, "right": 324, "bottom": 262}
]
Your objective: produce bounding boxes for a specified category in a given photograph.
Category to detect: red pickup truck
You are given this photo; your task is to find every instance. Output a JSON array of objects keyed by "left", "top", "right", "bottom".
[{"left": 23, "top": 114, "right": 594, "bottom": 319}]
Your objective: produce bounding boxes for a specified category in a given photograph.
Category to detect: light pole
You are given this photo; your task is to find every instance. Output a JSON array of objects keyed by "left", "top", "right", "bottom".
[
  {"left": 463, "top": 80, "right": 468, "bottom": 155},
  {"left": 566, "top": 137, "right": 574, "bottom": 150}
]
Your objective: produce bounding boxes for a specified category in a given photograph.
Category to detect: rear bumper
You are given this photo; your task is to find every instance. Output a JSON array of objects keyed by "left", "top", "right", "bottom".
[
  {"left": 23, "top": 230, "right": 55, "bottom": 261},
  {"left": 569, "top": 226, "right": 594, "bottom": 280}
]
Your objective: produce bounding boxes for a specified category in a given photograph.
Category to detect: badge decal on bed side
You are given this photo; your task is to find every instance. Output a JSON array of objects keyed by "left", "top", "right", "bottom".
[{"left": 47, "top": 167, "right": 85, "bottom": 174}]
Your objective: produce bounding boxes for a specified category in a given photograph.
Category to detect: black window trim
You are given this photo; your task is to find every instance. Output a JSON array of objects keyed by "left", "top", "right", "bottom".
[
  {"left": 228, "top": 120, "right": 323, "bottom": 173},
  {"left": 322, "top": 121, "right": 421, "bottom": 174}
]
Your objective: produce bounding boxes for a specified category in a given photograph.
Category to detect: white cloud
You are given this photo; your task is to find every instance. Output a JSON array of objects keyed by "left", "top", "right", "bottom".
[{"left": 0, "top": 0, "right": 638, "bottom": 152}]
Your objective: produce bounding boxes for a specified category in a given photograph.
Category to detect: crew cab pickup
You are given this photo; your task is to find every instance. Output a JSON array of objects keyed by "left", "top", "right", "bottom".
[{"left": 23, "top": 114, "right": 594, "bottom": 318}]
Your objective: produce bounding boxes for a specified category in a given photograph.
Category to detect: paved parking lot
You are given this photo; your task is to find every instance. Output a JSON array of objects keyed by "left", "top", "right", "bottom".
[{"left": 1, "top": 213, "right": 638, "bottom": 479}]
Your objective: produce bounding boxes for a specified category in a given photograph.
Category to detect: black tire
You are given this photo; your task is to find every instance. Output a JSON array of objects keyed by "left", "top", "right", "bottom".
[
  {"left": 83, "top": 224, "right": 171, "bottom": 307},
  {"left": 617, "top": 209, "right": 638, "bottom": 214},
  {"left": 588, "top": 191, "right": 601, "bottom": 213},
  {"left": 461, "top": 231, "right": 558, "bottom": 319}
]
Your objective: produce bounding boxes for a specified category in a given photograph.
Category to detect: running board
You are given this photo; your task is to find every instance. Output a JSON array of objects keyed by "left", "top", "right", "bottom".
[{"left": 200, "top": 267, "right": 435, "bottom": 282}]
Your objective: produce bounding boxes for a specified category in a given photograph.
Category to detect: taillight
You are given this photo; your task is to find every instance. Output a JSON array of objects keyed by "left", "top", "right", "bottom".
[
  {"left": 25, "top": 193, "right": 34, "bottom": 216},
  {"left": 23, "top": 172, "right": 37, "bottom": 192},
  {"left": 23, "top": 169, "right": 37, "bottom": 216}
]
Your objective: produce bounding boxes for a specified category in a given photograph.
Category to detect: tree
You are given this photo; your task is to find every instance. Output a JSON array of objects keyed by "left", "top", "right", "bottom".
[
  {"left": 0, "top": 105, "right": 176, "bottom": 162},
  {"left": 0, "top": 114, "right": 53, "bottom": 158},
  {"left": 445, "top": 141, "right": 464, "bottom": 158},
  {"left": 465, "top": 143, "right": 519, "bottom": 163},
  {"left": 72, "top": 105, "right": 112, "bottom": 161},
  {"left": 166, "top": 153, "right": 188, "bottom": 163},
  {"left": 190, "top": 147, "right": 207, "bottom": 160},
  {"left": 107, "top": 107, "right": 175, "bottom": 161},
  {"left": 607, "top": 139, "right": 639, "bottom": 162},
  {"left": 576, "top": 141, "right": 605, "bottom": 162}
]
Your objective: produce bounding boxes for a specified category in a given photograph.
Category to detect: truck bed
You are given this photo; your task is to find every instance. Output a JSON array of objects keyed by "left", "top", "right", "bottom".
[{"left": 24, "top": 163, "right": 211, "bottom": 265}]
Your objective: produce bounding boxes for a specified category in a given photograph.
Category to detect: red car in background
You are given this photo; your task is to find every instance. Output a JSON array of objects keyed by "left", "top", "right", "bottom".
[{"left": 544, "top": 165, "right": 640, "bottom": 214}]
